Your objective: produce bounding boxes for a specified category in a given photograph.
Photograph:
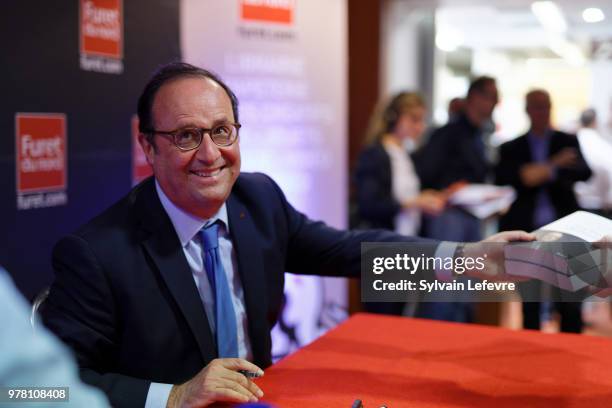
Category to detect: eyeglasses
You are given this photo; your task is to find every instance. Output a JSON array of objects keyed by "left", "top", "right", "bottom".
[{"left": 146, "top": 123, "right": 241, "bottom": 150}]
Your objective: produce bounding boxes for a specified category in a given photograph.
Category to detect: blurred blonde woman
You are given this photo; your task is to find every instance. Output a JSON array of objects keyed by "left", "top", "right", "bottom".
[{"left": 354, "top": 92, "right": 446, "bottom": 236}]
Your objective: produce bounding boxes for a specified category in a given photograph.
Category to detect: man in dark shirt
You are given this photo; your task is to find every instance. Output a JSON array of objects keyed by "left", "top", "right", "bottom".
[
  {"left": 412, "top": 76, "right": 499, "bottom": 322},
  {"left": 413, "top": 76, "right": 498, "bottom": 241}
]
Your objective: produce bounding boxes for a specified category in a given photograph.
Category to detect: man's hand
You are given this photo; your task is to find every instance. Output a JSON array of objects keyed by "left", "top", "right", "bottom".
[
  {"left": 549, "top": 147, "right": 578, "bottom": 168},
  {"left": 519, "top": 148, "right": 579, "bottom": 187},
  {"left": 464, "top": 230, "right": 536, "bottom": 281},
  {"left": 519, "top": 163, "right": 554, "bottom": 187},
  {"left": 167, "top": 358, "right": 264, "bottom": 408},
  {"left": 405, "top": 190, "right": 446, "bottom": 215}
]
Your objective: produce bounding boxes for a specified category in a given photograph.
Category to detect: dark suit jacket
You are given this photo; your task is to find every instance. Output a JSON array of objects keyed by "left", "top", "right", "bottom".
[
  {"left": 42, "top": 173, "right": 427, "bottom": 407},
  {"left": 413, "top": 113, "right": 489, "bottom": 190},
  {"left": 495, "top": 130, "right": 592, "bottom": 231},
  {"left": 353, "top": 142, "right": 401, "bottom": 230}
]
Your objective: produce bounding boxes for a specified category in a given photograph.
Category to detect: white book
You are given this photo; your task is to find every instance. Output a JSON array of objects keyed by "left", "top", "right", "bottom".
[{"left": 504, "top": 211, "right": 612, "bottom": 292}]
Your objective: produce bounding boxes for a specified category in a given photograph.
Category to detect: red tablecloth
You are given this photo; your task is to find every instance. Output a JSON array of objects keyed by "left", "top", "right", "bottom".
[{"left": 255, "top": 313, "right": 612, "bottom": 407}]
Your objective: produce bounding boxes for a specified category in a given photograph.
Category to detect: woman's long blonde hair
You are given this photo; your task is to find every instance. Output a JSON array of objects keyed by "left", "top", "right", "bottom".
[{"left": 364, "top": 91, "right": 425, "bottom": 145}]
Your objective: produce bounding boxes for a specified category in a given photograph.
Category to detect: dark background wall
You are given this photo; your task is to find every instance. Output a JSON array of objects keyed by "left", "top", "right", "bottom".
[
  {"left": 348, "top": 0, "right": 381, "bottom": 173},
  {"left": 1, "top": 0, "right": 383, "bottom": 305},
  {"left": 347, "top": 0, "right": 381, "bottom": 313},
  {"left": 0, "top": 1, "right": 180, "bottom": 299}
]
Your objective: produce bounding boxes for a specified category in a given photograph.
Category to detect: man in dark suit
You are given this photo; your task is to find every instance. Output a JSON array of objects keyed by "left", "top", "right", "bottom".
[
  {"left": 495, "top": 89, "right": 592, "bottom": 333},
  {"left": 413, "top": 76, "right": 498, "bottom": 242},
  {"left": 42, "top": 63, "right": 532, "bottom": 408},
  {"left": 412, "top": 76, "right": 499, "bottom": 322}
]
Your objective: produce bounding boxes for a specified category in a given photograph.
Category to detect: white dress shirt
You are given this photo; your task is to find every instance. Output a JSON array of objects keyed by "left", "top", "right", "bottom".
[{"left": 145, "top": 181, "right": 252, "bottom": 408}]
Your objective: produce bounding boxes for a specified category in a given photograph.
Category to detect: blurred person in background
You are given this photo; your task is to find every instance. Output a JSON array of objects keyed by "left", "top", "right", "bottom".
[
  {"left": 353, "top": 92, "right": 446, "bottom": 316},
  {"left": 495, "top": 89, "right": 592, "bottom": 333},
  {"left": 0, "top": 266, "right": 109, "bottom": 408},
  {"left": 414, "top": 76, "right": 498, "bottom": 242},
  {"left": 411, "top": 76, "right": 499, "bottom": 322},
  {"left": 447, "top": 97, "right": 466, "bottom": 123},
  {"left": 575, "top": 108, "right": 612, "bottom": 219}
]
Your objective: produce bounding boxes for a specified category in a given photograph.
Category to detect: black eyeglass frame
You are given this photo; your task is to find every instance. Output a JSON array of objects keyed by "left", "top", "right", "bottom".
[{"left": 145, "top": 123, "right": 241, "bottom": 150}]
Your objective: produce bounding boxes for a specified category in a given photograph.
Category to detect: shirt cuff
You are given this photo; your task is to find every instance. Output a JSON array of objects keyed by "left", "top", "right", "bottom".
[
  {"left": 435, "top": 241, "right": 458, "bottom": 281},
  {"left": 145, "top": 382, "right": 173, "bottom": 408}
]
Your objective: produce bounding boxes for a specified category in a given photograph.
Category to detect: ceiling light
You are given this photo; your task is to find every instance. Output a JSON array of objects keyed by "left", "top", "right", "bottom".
[
  {"left": 435, "top": 29, "right": 464, "bottom": 52},
  {"left": 548, "top": 36, "right": 586, "bottom": 67},
  {"left": 531, "top": 1, "right": 567, "bottom": 33},
  {"left": 583, "top": 8, "right": 605, "bottom": 23}
]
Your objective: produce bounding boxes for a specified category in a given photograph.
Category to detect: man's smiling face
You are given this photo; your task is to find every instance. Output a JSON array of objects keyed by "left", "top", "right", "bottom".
[{"left": 140, "top": 76, "right": 241, "bottom": 219}]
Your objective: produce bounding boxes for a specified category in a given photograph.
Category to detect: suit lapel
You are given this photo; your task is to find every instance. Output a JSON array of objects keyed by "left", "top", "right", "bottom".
[
  {"left": 227, "top": 191, "right": 271, "bottom": 366},
  {"left": 518, "top": 134, "right": 532, "bottom": 163},
  {"left": 548, "top": 130, "right": 563, "bottom": 156},
  {"left": 136, "top": 180, "right": 216, "bottom": 364}
]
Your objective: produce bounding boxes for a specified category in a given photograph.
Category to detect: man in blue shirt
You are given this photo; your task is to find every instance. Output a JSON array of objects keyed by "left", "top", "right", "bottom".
[
  {"left": 495, "top": 89, "right": 592, "bottom": 333},
  {"left": 42, "top": 62, "right": 534, "bottom": 408}
]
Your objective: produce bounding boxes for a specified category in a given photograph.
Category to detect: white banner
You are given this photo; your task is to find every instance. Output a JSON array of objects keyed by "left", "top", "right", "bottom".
[{"left": 181, "top": 0, "right": 348, "bottom": 359}]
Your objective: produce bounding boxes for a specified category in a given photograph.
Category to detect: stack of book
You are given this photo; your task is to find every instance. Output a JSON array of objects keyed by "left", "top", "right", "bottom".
[{"left": 504, "top": 211, "right": 612, "bottom": 292}]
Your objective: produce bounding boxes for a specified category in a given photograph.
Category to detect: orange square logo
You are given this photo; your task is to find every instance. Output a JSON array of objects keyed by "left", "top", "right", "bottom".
[
  {"left": 80, "top": 0, "right": 123, "bottom": 58},
  {"left": 240, "top": 0, "right": 295, "bottom": 24},
  {"left": 131, "top": 115, "right": 153, "bottom": 185},
  {"left": 16, "top": 114, "right": 67, "bottom": 194}
]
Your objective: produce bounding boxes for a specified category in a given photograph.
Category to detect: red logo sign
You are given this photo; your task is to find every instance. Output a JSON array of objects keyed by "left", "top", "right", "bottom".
[
  {"left": 132, "top": 115, "right": 153, "bottom": 185},
  {"left": 16, "top": 114, "right": 67, "bottom": 194},
  {"left": 240, "top": 0, "right": 295, "bottom": 24},
  {"left": 80, "top": 0, "right": 123, "bottom": 58}
]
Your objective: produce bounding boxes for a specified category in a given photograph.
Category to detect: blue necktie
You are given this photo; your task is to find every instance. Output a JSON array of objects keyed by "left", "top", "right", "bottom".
[{"left": 200, "top": 222, "right": 239, "bottom": 357}]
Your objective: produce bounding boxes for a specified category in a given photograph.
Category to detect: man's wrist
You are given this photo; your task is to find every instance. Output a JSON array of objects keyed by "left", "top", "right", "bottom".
[
  {"left": 166, "top": 384, "right": 183, "bottom": 408},
  {"left": 453, "top": 243, "right": 469, "bottom": 277},
  {"left": 456, "top": 242, "right": 482, "bottom": 278},
  {"left": 454, "top": 243, "right": 466, "bottom": 259}
]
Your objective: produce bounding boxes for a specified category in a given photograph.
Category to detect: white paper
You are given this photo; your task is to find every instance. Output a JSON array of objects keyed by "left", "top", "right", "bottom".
[
  {"left": 448, "top": 184, "right": 516, "bottom": 219},
  {"left": 540, "top": 211, "right": 612, "bottom": 242}
]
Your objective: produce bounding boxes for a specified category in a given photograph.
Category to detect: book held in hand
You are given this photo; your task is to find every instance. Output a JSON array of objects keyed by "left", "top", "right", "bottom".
[{"left": 504, "top": 211, "right": 612, "bottom": 292}]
